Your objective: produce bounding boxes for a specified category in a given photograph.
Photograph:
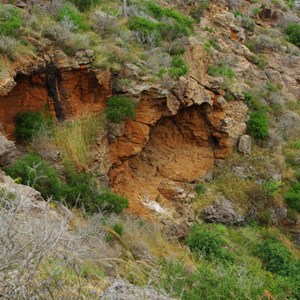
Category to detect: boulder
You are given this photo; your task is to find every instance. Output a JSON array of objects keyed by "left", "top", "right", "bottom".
[
  {"left": 238, "top": 134, "right": 251, "bottom": 155},
  {"left": 0, "top": 134, "right": 16, "bottom": 166},
  {"left": 100, "top": 280, "right": 175, "bottom": 300},
  {"left": 202, "top": 198, "right": 244, "bottom": 225}
]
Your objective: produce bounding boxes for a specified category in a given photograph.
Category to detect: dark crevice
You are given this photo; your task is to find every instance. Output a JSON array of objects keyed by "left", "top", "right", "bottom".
[{"left": 45, "top": 62, "right": 65, "bottom": 121}]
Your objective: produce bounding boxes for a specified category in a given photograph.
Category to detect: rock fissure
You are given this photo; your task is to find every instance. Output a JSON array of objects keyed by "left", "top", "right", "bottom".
[{"left": 45, "top": 61, "right": 65, "bottom": 121}]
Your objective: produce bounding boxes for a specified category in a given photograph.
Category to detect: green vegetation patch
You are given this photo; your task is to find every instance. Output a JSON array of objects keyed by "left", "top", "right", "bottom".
[
  {"left": 69, "top": 0, "right": 101, "bottom": 12},
  {"left": 285, "top": 23, "right": 300, "bottom": 47},
  {"left": 0, "top": 4, "right": 22, "bottom": 36},
  {"left": 15, "top": 111, "right": 50, "bottom": 142},
  {"left": 254, "top": 237, "right": 293, "bottom": 275},
  {"left": 96, "top": 190, "right": 129, "bottom": 214},
  {"left": 58, "top": 5, "right": 90, "bottom": 31},
  {"left": 169, "top": 56, "right": 189, "bottom": 77},
  {"left": 208, "top": 64, "right": 235, "bottom": 79},
  {"left": 247, "top": 111, "right": 269, "bottom": 140},
  {"left": 6, "top": 153, "right": 64, "bottom": 201},
  {"left": 186, "top": 224, "right": 232, "bottom": 262},
  {"left": 285, "top": 182, "right": 300, "bottom": 211},
  {"left": 106, "top": 96, "right": 136, "bottom": 124}
]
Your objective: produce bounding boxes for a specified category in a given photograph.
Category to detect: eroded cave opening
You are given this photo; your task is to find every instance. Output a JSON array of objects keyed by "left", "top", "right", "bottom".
[
  {"left": 110, "top": 104, "right": 222, "bottom": 212},
  {"left": 0, "top": 68, "right": 110, "bottom": 137}
]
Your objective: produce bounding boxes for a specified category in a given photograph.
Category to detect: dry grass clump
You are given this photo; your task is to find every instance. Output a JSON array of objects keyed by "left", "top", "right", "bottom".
[
  {"left": 0, "top": 57, "right": 10, "bottom": 80},
  {"left": 53, "top": 113, "right": 105, "bottom": 171}
]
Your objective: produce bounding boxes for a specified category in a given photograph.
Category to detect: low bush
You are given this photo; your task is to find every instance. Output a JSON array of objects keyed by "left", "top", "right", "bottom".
[
  {"left": 42, "top": 22, "right": 90, "bottom": 56},
  {"left": 169, "top": 56, "right": 189, "bottom": 77},
  {"left": 106, "top": 96, "right": 136, "bottom": 124},
  {"left": 0, "top": 36, "right": 20, "bottom": 60},
  {"left": 285, "top": 23, "right": 300, "bottom": 47},
  {"left": 0, "top": 4, "right": 22, "bottom": 36},
  {"left": 208, "top": 64, "right": 235, "bottom": 79},
  {"left": 95, "top": 191, "right": 129, "bottom": 214},
  {"left": 243, "top": 92, "right": 264, "bottom": 111},
  {"left": 254, "top": 237, "right": 292, "bottom": 276},
  {"left": 145, "top": 2, "right": 193, "bottom": 30},
  {"left": 129, "top": 3, "right": 193, "bottom": 45},
  {"left": 247, "top": 111, "right": 269, "bottom": 140},
  {"left": 105, "top": 223, "right": 124, "bottom": 242},
  {"left": 186, "top": 224, "right": 231, "bottom": 261},
  {"left": 69, "top": 0, "right": 100, "bottom": 12},
  {"left": 189, "top": 0, "right": 211, "bottom": 22},
  {"left": 195, "top": 184, "right": 206, "bottom": 196},
  {"left": 248, "top": 54, "right": 267, "bottom": 69},
  {"left": 6, "top": 153, "right": 65, "bottom": 201},
  {"left": 64, "top": 170, "right": 98, "bottom": 209},
  {"left": 261, "top": 179, "right": 281, "bottom": 201},
  {"left": 58, "top": 5, "right": 89, "bottom": 31},
  {"left": 285, "top": 182, "right": 300, "bottom": 211},
  {"left": 128, "top": 16, "right": 161, "bottom": 46},
  {"left": 15, "top": 111, "right": 46, "bottom": 142}
]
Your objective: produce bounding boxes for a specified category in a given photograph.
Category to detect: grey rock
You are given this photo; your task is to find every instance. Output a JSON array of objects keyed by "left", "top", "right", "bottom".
[
  {"left": 0, "top": 134, "right": 16, "bottom": 166},
  {"left": 232, "top": 166, "right": 248, "bottom": 179},
  {"left": 108, "top": 123, "right": 125, "bottom": 141},
  {"left": 202, "top": 198, "right": 244, "bottom": 225},
  {"left": 277, "top": 110, "right": 300, "bottom": 139},
  {"left": 269, "top": 206, "right": 287, "bottom": 225},
  {"left": 238, "top": 134, "right": 251, "bottom": 155},
  {"left": 100, "top": 280, "right": 175, "bottom": 300}
]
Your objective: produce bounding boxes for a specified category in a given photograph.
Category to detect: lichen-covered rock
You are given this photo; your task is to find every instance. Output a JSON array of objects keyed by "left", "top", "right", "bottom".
[
  {"left": 100, "top": 280, "right": 175, "bottom": 300},
  {"left": 202, "top": 198, "right": 244, "bottom": 225},
  {"left": 0, "top": 134, "right": 16, "bottom": 166},
  {"left": 238, "top": 134, "right": 251, "bottom": 155}
]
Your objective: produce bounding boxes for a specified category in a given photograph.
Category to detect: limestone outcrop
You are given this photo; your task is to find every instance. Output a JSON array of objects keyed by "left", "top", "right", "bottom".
[
  {"left": 0, "top": 41, "right": 248, "bottom": 218},
  {"left": 108, "top": 41, "right": 248, "bottom": 216}
]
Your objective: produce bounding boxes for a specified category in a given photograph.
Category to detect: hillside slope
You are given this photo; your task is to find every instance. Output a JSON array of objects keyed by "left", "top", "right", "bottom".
[{"left": 0, "top": 0, "right": 300, "bottom": 299}]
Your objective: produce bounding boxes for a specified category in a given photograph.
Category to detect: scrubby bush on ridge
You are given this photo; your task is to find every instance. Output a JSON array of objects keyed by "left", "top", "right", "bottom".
[
  {"left": 6, "top": 153, "right": 64, "bottom": 201},
  {"left": 247, "top": 111, "right": 269, "bottom": 140},
  {"left": 285, "top": 23, "right": 300, "bottom": 47},
  {"left": 0, "top": 4, "right": 22, "bottom": 36},
  {"left": 15, "top": 111, "right": 48, "bottom": 142},
  {"left": 106, "top": 95, "right": 136, "bottom": 124}
]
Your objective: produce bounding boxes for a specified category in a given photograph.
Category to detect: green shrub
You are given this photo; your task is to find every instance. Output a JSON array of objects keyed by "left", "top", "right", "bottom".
[
  {"left": 195, "top": 184, "right": 206, "bottom": 196},
  {"left": 0, "top": 4, "right": 22, "bottom": 36},
  {"left": 65, "top": 169, "right": 128, "bottom": 214},
  {"left": 106, "top": 223, "right": 124, "bottom": 242},
  {"left": 186, "top": 224, "right": 231, "bottom": 261},
  {"left": 254, "top": 238, "right": 292, "bottom": 276},
  {"left": 0, "top": 35, "right": 20, "bottom": 60},
  {"left": 65, "top": 170, "right": 98, "bottom": 210},
  {"left": 169, "top": 56, "right": 189, "bottom": 77},
  {"left": 285, "top": 183, "right": 300, "bottom": 211},
  {"left": 243, "top": 92, "right": 265, "bottom": 111},
  {"left": 189, "top": 0, "right": 211, "bottom": 22},
  {"left": 285, "top": 23, "right": 300, "bottom": 47},
  {"left": 106, "top": 96, "right": 136, "bottom": 124},
  {"left": 247, "top": 111, "right": 269, "bottom": 140},
  {"left": 69, "top": 0, "right": 100, "bottom": 12},
  {"left": 129, "top": 4, "right": 193, "bottom": 45},
  {"left": 208, "top": 65, "right": 235, "bottom": 79},
  {"left": 6, "top": 153, "right": 65, "bottom": 201},
  {"left": 95, "top": 191, "right": 129, "bottom": 214},
  {"left": 128, "top": 16, "right": 161, "bottom": 45},
  {"left": 58, "top": 5, "right": 89, "bottom": 31},
  {"left": 15, "top": 111, "right": 46, "bottom": 141},
  {"left": 248, "top": 54, "right": 267, "bottom": 69},
  {"left": 261, "top": 179, "right": 281, "bottom": 200},
  {"left": 145, "top": 2, "right": 193, "bottom": 29},
  {"left": 158, "top": 257, "right": 293, "bottom": 300}
]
